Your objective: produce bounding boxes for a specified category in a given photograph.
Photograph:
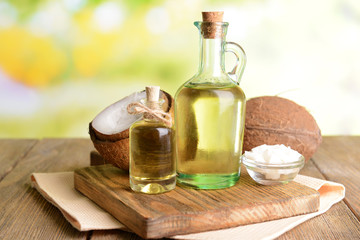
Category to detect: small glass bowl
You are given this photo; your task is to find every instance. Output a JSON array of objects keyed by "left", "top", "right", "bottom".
[{"left": 241, "top": 155, "right": 305, "bottom": 185}]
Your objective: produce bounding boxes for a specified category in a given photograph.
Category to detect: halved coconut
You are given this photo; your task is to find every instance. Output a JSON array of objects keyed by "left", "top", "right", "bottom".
[{"left": 89, "top": 90, "right": 174, "bottom": 171}]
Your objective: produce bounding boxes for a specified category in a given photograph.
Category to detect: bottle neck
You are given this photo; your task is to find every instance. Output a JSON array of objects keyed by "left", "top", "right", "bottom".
[
  {"left": 199, "top": 37, "right": 225, "bottom": 76},
  {"left": 142, "top": 100, "right": 161, "bottom": 122},
  {"left": 195, "top": 21, "right": 228, "bottom": 79}
]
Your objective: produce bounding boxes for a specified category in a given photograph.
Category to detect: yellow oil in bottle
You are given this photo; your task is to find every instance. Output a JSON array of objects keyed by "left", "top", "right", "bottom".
[
  {"left": 175, "top": 84, "right": 246, "bottom": 189},
  {"left": 129, "top": 120, "right": 176, "bottom": 194}
]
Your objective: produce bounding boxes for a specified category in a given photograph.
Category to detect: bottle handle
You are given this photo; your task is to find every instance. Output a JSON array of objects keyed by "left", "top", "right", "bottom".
[{"left": 225, "top": 42, "right": 247, "bottom": 84}]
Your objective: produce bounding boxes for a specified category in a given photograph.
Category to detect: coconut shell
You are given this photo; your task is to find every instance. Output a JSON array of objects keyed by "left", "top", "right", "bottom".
[
  {"left": 89, "top": 125, "right": 130, "bottom": 170},
  {"left": 243, "top": 96, "right": 322, "bottom": 162},
  {"left": 89, "top": 90, "right": 174, "bottom": 171}
]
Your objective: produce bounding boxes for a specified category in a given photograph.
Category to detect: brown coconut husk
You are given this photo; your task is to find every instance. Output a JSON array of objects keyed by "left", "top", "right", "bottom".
[
  {"left": 89, "top": 90, "right": 174, "bottom": 171},
  {"left": 243, "top": 96, "right": 322, "bottom": 162}
]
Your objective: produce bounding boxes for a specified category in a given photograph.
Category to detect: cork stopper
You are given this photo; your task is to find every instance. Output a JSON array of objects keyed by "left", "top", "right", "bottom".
[
  {"left": 146, "top": 86, "right": 160, "bottom": 102},
  {"left": 145, "top": 86, "right": 160, "bottom": 111},
  {"left": 202, "top": 11, "right": 223, "bottom": 22},
  {"left": 201, "top": 11, "right": 225, "bottom": 39}
]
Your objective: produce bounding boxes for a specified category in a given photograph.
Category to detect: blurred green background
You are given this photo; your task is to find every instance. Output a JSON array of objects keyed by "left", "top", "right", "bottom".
[{"left": 0, "top": 0, "right": 359, "bottom": 137}]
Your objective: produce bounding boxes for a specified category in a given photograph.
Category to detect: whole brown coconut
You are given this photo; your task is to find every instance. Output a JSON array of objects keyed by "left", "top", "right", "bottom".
[
  {"left": 243, "top": 96, "right": 322, "bottom": 162},
  {"left": 89, "top": 90, "right": 174, "bottom": 171}
]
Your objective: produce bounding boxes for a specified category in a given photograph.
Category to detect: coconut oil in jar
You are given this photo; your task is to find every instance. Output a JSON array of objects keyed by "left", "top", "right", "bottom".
[
  {"left": 175, "top": 12, "right": 246, "bottom": 189},
  {"left": 129, "top": 86, "right": 176, "bottom": 194}
]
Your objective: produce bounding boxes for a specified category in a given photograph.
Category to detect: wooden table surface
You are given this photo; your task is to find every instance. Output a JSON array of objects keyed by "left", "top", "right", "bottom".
[{"left": 0, "top": 136, "right": 360, "bottom": 239}]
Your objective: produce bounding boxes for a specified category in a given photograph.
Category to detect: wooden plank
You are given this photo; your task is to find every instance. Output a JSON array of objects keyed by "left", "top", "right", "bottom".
[
  {"left": 0, "top": 138, "right": 94, "bottom": 240},
  {"left": 278, "top": 153, "right": 360, "bottom": 239},
  {"left": 0, "top": 139, "right": 37, "bottom": 181},
  {"left": 89, "top": 138, "right": 360, "bottom": 240},
  {"left": 311, "top": 136, "right": 360, "bottom": 220},
  {"left": 75, "top": 164, "right": 319, "bottom": 239}
]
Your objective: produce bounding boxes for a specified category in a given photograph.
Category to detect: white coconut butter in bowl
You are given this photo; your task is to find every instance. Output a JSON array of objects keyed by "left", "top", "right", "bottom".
[{"left": 241, "top": 144, "right": 305, "bottom": 185}]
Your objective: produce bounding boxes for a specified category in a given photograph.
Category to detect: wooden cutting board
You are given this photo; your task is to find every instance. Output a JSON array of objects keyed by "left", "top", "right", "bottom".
[{"left": 74, "top": 165, "right": 319, "bottom": 239}]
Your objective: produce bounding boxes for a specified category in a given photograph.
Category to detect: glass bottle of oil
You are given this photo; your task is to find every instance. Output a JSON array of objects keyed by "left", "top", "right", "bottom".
[
  {"left": 175, "top": 12, "right": 247, "bottom": 189},
  {"left": 129, "top": 86, "right": 176, "bottom": 194}
]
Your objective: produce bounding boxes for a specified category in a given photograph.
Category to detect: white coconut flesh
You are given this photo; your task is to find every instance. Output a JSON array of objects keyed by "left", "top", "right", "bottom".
[{"left": 92, "top": 91, "right": 146, "bottom": 135}]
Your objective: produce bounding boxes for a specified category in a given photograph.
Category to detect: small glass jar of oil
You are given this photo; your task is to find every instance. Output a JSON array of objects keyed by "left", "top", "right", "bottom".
[{"left": 129, "top": 86, "right": 176, "bottom": 194}]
